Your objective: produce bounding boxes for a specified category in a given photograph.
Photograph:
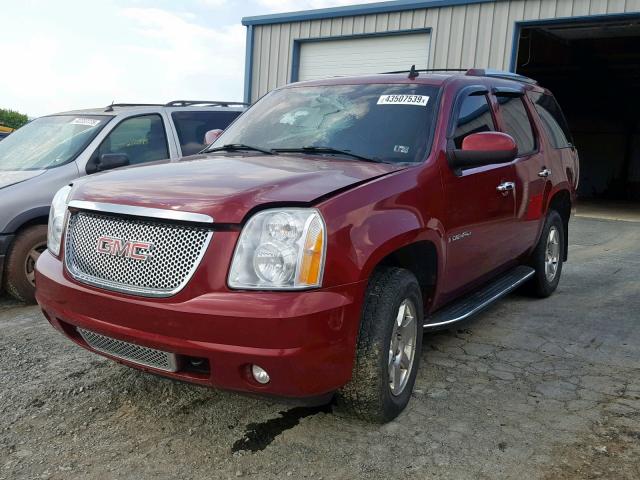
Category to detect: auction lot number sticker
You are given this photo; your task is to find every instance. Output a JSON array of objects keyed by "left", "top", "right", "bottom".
[{"left": 377, "top": 95, "right": 429, "bottom": 107}]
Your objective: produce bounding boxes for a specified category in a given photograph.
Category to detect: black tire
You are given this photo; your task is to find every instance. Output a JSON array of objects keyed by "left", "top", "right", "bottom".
[
  {"left": 4, "top": 225, "right": 48, "bottom": 304},
  {"left": 527, "top": 210, "right": 564, "bottom": 298},
  {"left": 338, "top": 267, "right": 423, "bottom": 423}
]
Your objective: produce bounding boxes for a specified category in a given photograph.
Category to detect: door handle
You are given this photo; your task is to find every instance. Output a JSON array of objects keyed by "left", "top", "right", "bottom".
[
  {"left": 497, "top": 181, "right": 515, "bottom": 193},
  {"left": 538, "top": 168, "right": 552, "bottom": 178}
]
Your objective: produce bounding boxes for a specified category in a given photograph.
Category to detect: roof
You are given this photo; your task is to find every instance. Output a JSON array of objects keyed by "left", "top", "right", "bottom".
[
  {"left": 276, "top": 69, "right": 538, "bottom": 90},
  {"left": 242, "top": 0, "right": 494, "bottom": 26}
]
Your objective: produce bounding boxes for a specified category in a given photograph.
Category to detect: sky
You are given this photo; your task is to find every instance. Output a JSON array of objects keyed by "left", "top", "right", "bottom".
[{"left": 1, "top": 0, "right": 386, "bottom": 117}]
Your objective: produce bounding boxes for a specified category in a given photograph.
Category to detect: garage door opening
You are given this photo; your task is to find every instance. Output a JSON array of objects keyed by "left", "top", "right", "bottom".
[{"left": 514, "top": 16, "right": 640, "bottom": 205}]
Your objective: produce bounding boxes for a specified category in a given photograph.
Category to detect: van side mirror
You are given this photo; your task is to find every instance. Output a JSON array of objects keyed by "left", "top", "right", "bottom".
[
  {"left": 96, "top": 153, "right": 130, "bottom": 172},
  {"left": 204, "top": 129, "right": 224, "bottom": 145},
  {"left": 449, "top": 132, "right": 517, "bottom": 170}
]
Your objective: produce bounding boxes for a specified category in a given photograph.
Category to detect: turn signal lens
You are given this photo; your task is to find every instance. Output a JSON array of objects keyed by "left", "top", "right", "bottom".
[{"left": 297, "top": 215, "right": 325, "bottom": 287}]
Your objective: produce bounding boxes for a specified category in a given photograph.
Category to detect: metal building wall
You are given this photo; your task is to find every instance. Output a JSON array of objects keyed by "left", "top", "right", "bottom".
[{"left": 248, "top": 0, "right": 640, "bottom": 102}]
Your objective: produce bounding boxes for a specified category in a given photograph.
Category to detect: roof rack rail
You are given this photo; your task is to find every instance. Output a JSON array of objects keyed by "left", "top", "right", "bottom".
[
  {"left": 104, "top": 103, "right": 164, "bottom": 112},
  {"left": 465, "top": 68, "right": 538, "bottom": 85},
  {"left": 382, "top": 68, "right": 468, "bottom": 75},
  {"left": 165, "top": 100, "right": 249, "bottom": 107}
]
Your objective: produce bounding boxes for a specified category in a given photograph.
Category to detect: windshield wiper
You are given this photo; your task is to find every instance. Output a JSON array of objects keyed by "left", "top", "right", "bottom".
[
  {"left": 273, "top": 146, "right": 380, "bottom": 163},
  {"left": 207, "top": 143, "right": 274, "bottom": 155}
]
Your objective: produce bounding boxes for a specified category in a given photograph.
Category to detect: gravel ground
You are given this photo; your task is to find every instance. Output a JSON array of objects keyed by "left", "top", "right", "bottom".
[{"left": 1, "top": 216, "right": 639, "bottom": 480}]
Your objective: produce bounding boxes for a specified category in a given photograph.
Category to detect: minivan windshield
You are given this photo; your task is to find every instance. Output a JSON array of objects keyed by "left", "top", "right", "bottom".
[
  {"left": 209, "top": 84, "right": 440, "bottom": 164},
  {"left": 0, "top": 115, "right": 111, "bottom": 171}
]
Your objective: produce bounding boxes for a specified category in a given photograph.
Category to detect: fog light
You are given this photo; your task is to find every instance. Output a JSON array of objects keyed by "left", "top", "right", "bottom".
[{"left": 251, "top": 364, "right": 270, "bottom": 384}]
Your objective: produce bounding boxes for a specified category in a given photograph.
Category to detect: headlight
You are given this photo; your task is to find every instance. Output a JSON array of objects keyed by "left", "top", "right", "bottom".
[
  {"left": 228, "top": 208, "right": 326, "bottom": 290},
  {"left": 47, "top": 185, "right": 72, "bottom": 256}
]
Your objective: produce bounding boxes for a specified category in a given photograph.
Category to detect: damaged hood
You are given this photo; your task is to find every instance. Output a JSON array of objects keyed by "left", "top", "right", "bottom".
[{"left": 71, "top": 154, "right": 403, "bottom": 223}]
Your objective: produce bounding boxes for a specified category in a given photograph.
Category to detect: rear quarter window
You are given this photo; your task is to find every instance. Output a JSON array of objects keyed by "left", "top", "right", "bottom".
[
  {"left": 172, "top": 111, "right": 241, "bottom": 156},
  {"left": 527, "top": 91, "right": 573, "bottom": 149}
]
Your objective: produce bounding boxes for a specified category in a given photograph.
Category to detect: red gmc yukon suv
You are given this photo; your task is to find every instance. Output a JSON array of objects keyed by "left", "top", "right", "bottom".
[{"left": 36, "top": 69, "right": 579, "bottom": 422}]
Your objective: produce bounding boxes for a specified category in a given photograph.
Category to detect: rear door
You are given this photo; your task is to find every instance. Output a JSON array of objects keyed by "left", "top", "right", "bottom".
[
  {"left": 494, "top": 90, "right": 546, "bottom": 258},
  {"left": 440, "top": 87, "right": 518, "bottom": 298}
]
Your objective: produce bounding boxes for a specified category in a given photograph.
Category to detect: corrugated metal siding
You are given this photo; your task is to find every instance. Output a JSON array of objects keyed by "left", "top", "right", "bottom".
[{"left": 249, "top": 0, "right": 640, "bottom": 101}]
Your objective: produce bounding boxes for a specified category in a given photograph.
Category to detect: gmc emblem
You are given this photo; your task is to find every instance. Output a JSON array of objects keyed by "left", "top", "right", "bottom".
[{"left": 96, "top": 236, "right": 153, "bottom": 261}]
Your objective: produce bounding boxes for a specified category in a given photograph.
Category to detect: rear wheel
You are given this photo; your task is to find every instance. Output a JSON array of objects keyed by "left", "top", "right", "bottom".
[
  {"left": 338, "top": 267, "right": 423, "bottom": 423},
  {"left": 4, "top": 225, "right": 47, "bottom": 304},
  {"left": 527, "top": 210, "right": 564, "bottom": 298}
]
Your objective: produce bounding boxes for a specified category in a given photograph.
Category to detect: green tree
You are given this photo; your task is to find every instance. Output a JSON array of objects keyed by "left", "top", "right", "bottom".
[{"left": 0, "top": 108, "right": 29, "bottom": 129}]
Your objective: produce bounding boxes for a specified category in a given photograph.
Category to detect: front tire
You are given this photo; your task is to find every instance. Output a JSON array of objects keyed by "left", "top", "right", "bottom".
[
  {"left": 528, "top": 210, "right": 564, "bottom": 298},
  {"left": 338, "top": 267, "right": 423, "bottom": 423},
  {"left": 4, "top": 225, "right": 48, "bottom": 304}
]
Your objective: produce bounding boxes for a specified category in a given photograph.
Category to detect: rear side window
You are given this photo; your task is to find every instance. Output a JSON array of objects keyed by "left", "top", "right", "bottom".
[
  {"left": 527, "top": 91, "right": 573, "bottom": 149},
  {"left": 172, "top": 111, "right": 241, "bottom": 156},
  {"left": 496, "top": 95, "right": 536, "bottom": 155},
  {"left": 453, "top": 94, "right": 495, "bottom": 148}
]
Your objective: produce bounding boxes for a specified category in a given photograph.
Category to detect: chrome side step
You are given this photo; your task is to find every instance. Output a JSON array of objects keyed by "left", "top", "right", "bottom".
[{"left": 424, "top": 265, "right": 535, "bottom": 330}]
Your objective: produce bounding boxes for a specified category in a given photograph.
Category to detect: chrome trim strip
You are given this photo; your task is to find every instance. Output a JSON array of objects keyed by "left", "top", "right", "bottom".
[
  {"left": 65, "top": 231, "right": 213, "bottom": 298},
  {"left": 424, "top": 269, "right": 534, "bottom": 328},
  {"left": 68, "top": 200, "right": 214, "bottom": 224}
]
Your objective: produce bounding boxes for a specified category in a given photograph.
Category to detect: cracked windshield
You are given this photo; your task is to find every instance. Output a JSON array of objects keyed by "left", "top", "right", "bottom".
[{"left": 213, "top": 84, "right": 439, "bottom": 163}]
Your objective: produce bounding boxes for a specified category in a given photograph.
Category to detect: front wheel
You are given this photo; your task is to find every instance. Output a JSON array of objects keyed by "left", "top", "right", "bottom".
[
  {"left": 527, "top": 210, "right": 564, "bottom": 298},
  {"left": 338, "top": 267, "right": 423, "bottom": 423},
  {"left": 4, "top": 225, "right": 48, "bottom": 304}
]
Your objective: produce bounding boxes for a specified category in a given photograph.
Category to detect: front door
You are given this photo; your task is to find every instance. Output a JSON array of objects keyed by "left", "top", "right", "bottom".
[{"left": 440, "top": 90, "right": 517, "bottom": 299}]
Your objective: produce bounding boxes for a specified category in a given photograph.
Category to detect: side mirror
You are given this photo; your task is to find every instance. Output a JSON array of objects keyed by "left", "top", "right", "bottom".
[
  {"left": 449, "top": 132, "right": 517, "bottom": 170},
  {"left": 96, "top": 153, "right": 130, "bottom": 172},
  {"left": 204, "top": 129, "right": 223, "bottom": 145}
]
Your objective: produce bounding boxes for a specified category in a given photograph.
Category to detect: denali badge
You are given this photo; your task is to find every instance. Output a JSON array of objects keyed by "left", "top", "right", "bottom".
[
  {"left": 96, "top": 236, "right": 153, "bottom": 261},
  {"left": 448, "top": 231, "right": 472, "bottom": 243}
]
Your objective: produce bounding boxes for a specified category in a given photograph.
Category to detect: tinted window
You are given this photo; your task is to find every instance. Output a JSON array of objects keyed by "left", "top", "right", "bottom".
[
  {"left": 97, "top": 114, "right": 168, "bottom": 165},
  {"left": 172, "top": 111, "right": 241, "bottom": 156},
  {"left": 453, "top": 94, "right": 495, "bottom": 148},
  {"left": 497, "top": 95, "right": 536, "bottom": 155},
  {"left": 527, "top": 91, "right": 572, "bottom": 149},
  {"left": 212, "top": 84, "right": 440, "bottom": 164}
]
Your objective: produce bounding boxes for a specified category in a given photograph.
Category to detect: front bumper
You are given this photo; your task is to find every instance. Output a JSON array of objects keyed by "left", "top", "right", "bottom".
[{"left": 35, "top": 251, "right": 366, "bottom": 398}]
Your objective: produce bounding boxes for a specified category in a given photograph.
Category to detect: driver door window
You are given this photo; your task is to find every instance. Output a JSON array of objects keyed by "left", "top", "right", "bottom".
[
  {"left": 96, "top": 114, "right": 169, "bottom": 165},
  {"left": 453, "top": 94, "right": 496, "bottom": 148}
]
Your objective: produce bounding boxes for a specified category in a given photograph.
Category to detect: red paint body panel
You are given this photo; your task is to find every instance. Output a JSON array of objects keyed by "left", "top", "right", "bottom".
[{"left": 35, "top": 72, "right": 578, "bottom": 399}]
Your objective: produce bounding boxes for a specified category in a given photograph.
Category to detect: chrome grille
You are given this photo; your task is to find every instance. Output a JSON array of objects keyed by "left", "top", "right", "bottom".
[
  {"left": 65, "top": 210, "right": 212, "bottom": 297},
  {"left": 78, "top": 328, "right": 178, "bottom": 372}
]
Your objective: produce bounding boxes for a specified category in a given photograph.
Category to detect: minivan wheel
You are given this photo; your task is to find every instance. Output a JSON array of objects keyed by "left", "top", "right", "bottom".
[
  {"left": 4, "top": 225, "right": 48, "bottom": 304},
  {"left": 527, "top": 210, "right": 564, "bottom": 298},
  {"left": 338, "top": 267, "right": 423, "bottom": 423}
]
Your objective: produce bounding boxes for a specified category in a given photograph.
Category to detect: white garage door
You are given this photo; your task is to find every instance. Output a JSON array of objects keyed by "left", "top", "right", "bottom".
[{"left": 298, "top": 32, "right": 430, "bottom": 81}]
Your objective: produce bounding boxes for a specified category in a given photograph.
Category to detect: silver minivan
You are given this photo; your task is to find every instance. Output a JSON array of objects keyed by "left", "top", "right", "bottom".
[{"left": 0, "top": 101, "right": 245, "bottom": 302}]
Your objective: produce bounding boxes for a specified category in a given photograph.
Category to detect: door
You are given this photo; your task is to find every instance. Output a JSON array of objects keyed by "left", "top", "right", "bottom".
[
  {"left": 495, "top": 91, "right": 547, "bottom": 258},
  {"left": 440, "top": 89, "right": 517, "bottom": 298}
]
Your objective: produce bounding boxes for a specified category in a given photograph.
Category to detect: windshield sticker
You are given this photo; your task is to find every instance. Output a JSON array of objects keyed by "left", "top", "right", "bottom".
[
  {"left": 71, "top": 118, "right": 101, "bottom": 127},
  {"left": 394, "top": 145, "right": 410, "bottom": 154},
  {"left": 377, "top": 95, "right": 429, "bottom": 107}
]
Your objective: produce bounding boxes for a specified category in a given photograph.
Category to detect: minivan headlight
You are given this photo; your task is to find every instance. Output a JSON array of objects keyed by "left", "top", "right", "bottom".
[
  {"left": 228, "top": 208, "right": 326, "bottom": 290},
  {"left": 47, "top": 185, "right": 72, "bottom": 257}
]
